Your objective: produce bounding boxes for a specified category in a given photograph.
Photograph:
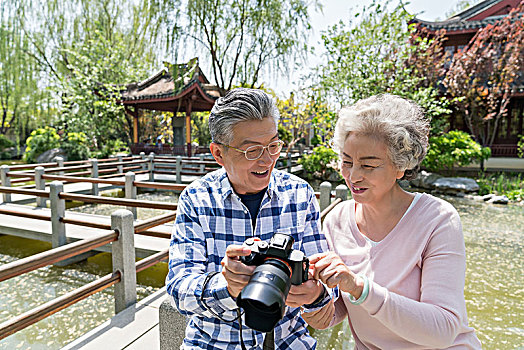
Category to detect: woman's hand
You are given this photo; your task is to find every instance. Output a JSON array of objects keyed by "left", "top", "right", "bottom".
[{"left": 309, "top": 252, "right": 364, "bottom": 299}]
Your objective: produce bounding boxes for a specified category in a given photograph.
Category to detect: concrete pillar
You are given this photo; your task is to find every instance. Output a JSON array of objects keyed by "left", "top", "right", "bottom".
[
  {"left": 140, "top": 152, "right": 147, "bottom": 170},
  {"left": 125, "top": 172, "right": 137, "bottom": 220},
  {"left": 288, "top": 152, "right": 293, "bottom": 173},
  {"left": 50, "top": 181, "right": 66, "bottom": 249},
  {"left": 1, "top": 165, "right": 11, "bottom": 203},
  {"left": 335, "top": 184, "right": 348, "bottom": 201},
  {"left": 148, "top": 153, "right": 155, "bottom": 182},
  {"left": 90, "top": 159, "right": 99, "bottom": 196},
  {"left": 159, "top": 298, "right": 187, "bottom": 350},
  {"left": 319, "top": 182, "right": 332, "bottom": 211},
  {"left": 199, "top": 155, "right": 205, "bottom": 173},
  {"left": 176, "top": 156, "right": 182, "bottom": 183},
  {"left": 53, "top": 156, "right": 65, "bottom": 176},
  {"left": 111, "top": 209, "right": 137, "bottom": 314},
  {"left": 34, "top": 167, "right": 46, "bottom": 208},
  {"left": 117, "top": 155, "right": 124, "bottom": 174}
]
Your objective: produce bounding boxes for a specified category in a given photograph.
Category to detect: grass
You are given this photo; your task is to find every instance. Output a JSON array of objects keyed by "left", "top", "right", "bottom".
[{"left": 475, "top": 172, "right": 524, "bottom": 202}]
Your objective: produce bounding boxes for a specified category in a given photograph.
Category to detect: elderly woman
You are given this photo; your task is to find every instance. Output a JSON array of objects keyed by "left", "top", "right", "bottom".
[{"left": 302, "top": 94, "right": 481, "bottom": 349}]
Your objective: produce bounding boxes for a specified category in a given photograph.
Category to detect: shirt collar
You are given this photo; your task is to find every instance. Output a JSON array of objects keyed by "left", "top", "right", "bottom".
[{"left": 218, "top": 168, "right": 280, "bottom": 201}]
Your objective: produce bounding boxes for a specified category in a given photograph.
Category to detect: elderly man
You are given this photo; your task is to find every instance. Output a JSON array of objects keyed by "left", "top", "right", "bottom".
[{"left": 166, "top": 88, "right": 331, "bottom": 349}]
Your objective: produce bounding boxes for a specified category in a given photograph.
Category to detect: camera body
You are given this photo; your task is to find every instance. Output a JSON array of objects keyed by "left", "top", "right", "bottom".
[{"left": 240, "top": 233, "right": 309, "bottom": 285}]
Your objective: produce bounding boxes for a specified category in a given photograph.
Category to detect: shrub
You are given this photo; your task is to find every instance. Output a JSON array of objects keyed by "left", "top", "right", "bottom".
[
  {"left": 476, "top": 172, "right": 524, "bottom": 201},
  {"left": 92, "top": 139, "right": 129, "bottom": 159},
  {"left": 0, "top": 135, "right": 14, "bottom": 160},
  {"left": 298, "top": 145, "right": 341, "bottom": 181},
  {"left": 518, "top": 134, "right": 524, "bottom": 158},
  {"left": 23, "top": 127, "right": 61, "bottom": 163},
  {"left": 62, "top": 132, "right": 91, "bottom": 161},
  {"left": 422, "top": 130, "right": 491, "bottom": 172}
]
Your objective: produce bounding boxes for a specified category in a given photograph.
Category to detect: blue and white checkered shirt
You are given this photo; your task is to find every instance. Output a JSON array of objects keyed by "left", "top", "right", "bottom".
[{"left": 166, "top": 168, "right": 330, "bottom": 349}]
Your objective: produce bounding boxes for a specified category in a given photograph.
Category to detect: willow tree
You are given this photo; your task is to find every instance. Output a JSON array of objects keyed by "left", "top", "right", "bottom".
[
  {"left": 179, "top": 0, "right": 319, "bottom": 90},
  {"left": 0, "top": 0, "right": 44, "bottom": 141},
  {"left": 17, "top": 0, "right": 179, "bottom": 147}
]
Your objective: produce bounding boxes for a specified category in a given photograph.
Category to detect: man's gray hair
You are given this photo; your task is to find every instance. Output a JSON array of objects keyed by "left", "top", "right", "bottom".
[
  {"left": 332, "top": 94, "right": 430, "bottom": 180},
  {"left": 209, "top": 88, "right": 280, "bottom": 145}
]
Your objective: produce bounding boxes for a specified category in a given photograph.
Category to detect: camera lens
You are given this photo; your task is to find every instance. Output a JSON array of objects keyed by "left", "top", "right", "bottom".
[{"left": 237, "top": 259, "right": 292, "bottom": 332}]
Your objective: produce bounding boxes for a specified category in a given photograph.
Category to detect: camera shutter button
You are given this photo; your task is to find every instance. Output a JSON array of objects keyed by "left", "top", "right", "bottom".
[
  {"left": 259, "top": 241, "right": 268, "bottom": 249},
  {"left": 245, "top": 238, "right": 255, "bottom": 245}
]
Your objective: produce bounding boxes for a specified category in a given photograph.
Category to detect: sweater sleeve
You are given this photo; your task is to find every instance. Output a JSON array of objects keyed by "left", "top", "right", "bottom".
[{"left": 359, "top": 207, "right": 469, "bottom": 348}]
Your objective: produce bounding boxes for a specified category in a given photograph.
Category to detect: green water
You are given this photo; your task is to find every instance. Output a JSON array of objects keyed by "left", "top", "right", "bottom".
[{"left": 0, "top": 192, "right": 523, "bottom": 349}]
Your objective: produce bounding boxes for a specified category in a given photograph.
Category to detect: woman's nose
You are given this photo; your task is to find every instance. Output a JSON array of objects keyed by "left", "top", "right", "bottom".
[{"left": 349, "top": 167, "right": 363, "bottom": 183}]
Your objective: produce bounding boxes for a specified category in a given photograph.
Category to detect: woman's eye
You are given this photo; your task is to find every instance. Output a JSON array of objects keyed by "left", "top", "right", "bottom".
[{"left": 363, "top": 165, "right": 377, "bottom": 169}]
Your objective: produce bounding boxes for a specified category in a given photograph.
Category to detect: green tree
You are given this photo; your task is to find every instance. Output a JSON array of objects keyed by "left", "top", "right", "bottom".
[
  {"left": 298, "top": 145, "right": 341, "bottom": 181},
  {"left": 61, "top": 132, "right": 91, "bottom": 161},
  {"left": 180, "top": 0, "right": 319, "bottom": 90},
  {"left": 311, "top": 0, "right": 452, "bottom": 124}
]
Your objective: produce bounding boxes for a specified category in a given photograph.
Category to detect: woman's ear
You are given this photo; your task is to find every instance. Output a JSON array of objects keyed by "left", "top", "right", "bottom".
[
  {"left": 210, "top": 143, "right": 225, "bottom": 167},
  {"left": 396, "top": 169, "right": 405, "bottom": 180}
]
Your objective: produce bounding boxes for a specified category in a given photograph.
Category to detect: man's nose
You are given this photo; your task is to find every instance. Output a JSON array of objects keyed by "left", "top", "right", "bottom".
[{"left": 257, "top": 147, "right": 273, "bottom": 164}]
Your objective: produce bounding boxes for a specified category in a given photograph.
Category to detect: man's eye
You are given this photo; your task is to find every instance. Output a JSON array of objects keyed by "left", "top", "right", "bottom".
[{"left": 246, "top": 148, "right": 260, "bottom": 156}]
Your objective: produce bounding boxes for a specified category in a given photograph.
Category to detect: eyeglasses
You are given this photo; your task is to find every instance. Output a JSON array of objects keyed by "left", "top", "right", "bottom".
[{"left": 216, "top": 139, "right": 284, "bottom": 160}]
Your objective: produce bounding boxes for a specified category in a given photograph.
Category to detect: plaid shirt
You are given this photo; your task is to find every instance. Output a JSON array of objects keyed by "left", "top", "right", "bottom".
[{"left": 166, "top": 168, "right": 330, "bottom": 349}]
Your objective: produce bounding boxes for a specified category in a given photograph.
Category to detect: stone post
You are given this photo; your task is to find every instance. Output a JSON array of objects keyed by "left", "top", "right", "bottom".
[
  {"left": 199, "top": 154, "right": 205, "bottom": 173},
  {"left": 34, "top": 166, "right": 46, "bottom": 208},
  {"left": 117, "top": 155, "right": 124, "bottom": 174},
  {"left": 176, "top": 156, "right": 182, "bottom": 183},
  {"left": 287, "top": 152, "right": 293, "bottom": 173},
  {"left": 1, "top": 165, "right": 11, "bottom": 203},
  {"left": 319, "top": 182, "right": 332, "bottom": 212},
  {"left": 50, "top": 181, "right": 66, "bottom": 249},
  {"left": 148, "top": 153, "right": 155, "bottom": 182},
  {"left": 335, "top": 184, "right": 348, "bottom": 201},
  {"left": 90, "top": 159, "right": 99, "bottom": 196},
  {"left": 140, "top": 152, "right": 147, "bottom": 170},
  {"left": 159, "top": 298, "right": 187, "bottom": 350},
  {"left": 125, "top": 172, "right": 137, "bottom": 220},
  {"left": 53, "top": 156, "right": 65, "bottom": 176},
  {"left": 111, "top": 209, "right": 137, "bottom": 314}
]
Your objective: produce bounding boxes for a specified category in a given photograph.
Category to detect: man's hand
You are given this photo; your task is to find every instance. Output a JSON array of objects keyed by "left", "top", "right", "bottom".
[
  {"left": 221, "top": 245, "right": 256, "bottom": 298},
  {"left": 286, "top": 276, "right": 325, "bottom": 308}
]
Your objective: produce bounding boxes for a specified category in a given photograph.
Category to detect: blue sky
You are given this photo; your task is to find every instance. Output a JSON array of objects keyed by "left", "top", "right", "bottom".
[{"left": 270, "top": 0, "right": 461, "bottom": 96}]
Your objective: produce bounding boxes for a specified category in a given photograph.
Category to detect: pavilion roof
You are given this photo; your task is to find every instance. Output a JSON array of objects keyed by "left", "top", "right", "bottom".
[
  {"left": 411, "top": 0, "right": 518, "bottom": 34},
  {"left": 120, "top": 58, "right": 225, "bottom": 112}
]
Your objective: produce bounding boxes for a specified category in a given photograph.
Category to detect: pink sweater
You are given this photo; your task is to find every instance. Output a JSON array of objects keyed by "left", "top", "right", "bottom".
[{"left": 322, "top": 193, "right": 481, "bottom": 349}]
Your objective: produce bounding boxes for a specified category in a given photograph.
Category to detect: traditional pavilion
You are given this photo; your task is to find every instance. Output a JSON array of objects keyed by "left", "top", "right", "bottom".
[
  {"left": 412, "top": 0, "right": 523, "bottom": 157},
  {"left": 120, "top": 58, "right": 225, "bottom": 155}
]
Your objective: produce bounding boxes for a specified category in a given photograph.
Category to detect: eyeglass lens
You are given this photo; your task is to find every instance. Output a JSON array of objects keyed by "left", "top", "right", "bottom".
[{"left": 245, "top": 141, "right": 283, "bottom": 160}]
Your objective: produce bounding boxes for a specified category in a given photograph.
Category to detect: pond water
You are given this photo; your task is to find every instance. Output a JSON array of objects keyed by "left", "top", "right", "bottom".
[{"left": 0, "top": 191, "right": 522, "bottom": 349}]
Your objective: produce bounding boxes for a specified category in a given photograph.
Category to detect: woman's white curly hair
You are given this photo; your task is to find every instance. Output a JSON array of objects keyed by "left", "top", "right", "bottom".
[{"left": 332, "top": 94, "right": 430, "bottom": 180}]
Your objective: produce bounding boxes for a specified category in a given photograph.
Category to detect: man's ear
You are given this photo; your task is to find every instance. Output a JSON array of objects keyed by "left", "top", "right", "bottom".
[{"left": 210, "top": 142, "right": 225, "bottom": 167}]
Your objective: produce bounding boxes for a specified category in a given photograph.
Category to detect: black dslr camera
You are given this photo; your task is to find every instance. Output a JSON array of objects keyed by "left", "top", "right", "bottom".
[{"left": 237, "top": 233, "right": 309, "bottom": 332}]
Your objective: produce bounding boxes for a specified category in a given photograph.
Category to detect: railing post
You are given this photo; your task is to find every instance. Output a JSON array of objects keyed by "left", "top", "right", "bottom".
[
  {"left": 125, "top": 172, "right": 138, "bottom": 220},
  {"left": 176, "top": 156, "right": 182, "bottom": 183},
  {"left": 319, "top": 181, "right": 332, "bottom": 211},
  {"left": 199, "top": 154, "right": 205, "bottom": 173},
  {"left": 335, "top": 184, "right": 348, "bottom": 201},
  {"left": 148, "top": 153, "right": 155, "bottom": 182},
  {"left": 140, "top": 152, "right": 147, "bottom": 170},
  {"left": 50, "top": 181, "right": 66, "bottom": 249},
  {"left": 53, "top": 156, "right": 65, "bottom": 176},
  {"left": 34, "top": 166, "right": 46, "bottom": 208},
  {"left": 111, "top": 209, "right": 137, "bottom": 314},
  {"left": 117, "top": 155, "right": 124, "bottom": 174},
  {"left": 288, "top": 152, "right": 292, "bottom": 173},
  {"left": 90, "top": 159, "right": 99, "bottom": 196},
  {"left": 1, "top": 165, "right": 11, "bottom": 203}
]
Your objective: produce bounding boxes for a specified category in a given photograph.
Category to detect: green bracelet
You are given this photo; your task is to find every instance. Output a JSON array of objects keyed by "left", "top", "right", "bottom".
[{"left": 347, "top": 275, "right": 369, "bottom": 306}]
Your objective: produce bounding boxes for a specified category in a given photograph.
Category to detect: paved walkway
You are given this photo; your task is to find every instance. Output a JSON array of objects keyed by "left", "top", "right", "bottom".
[{"left": 61, "top": 288, "right": 170, "bottom": 350}]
